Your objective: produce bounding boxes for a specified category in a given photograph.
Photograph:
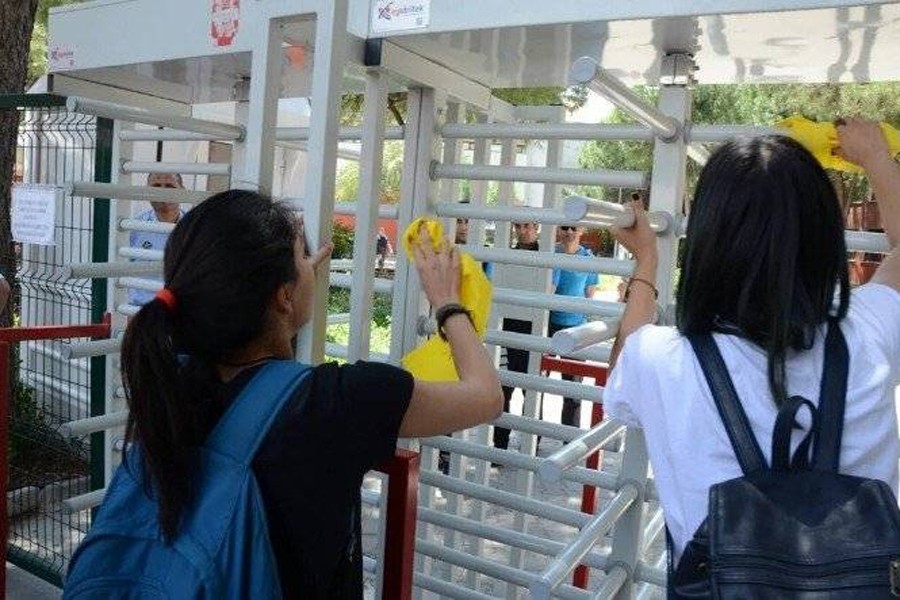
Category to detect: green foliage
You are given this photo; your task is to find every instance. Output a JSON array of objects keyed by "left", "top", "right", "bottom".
[
  {"left": 326, "top": 288, "right": 392, "bottom": 332},
  {"left": 331, "top": 220, "right": 355, "bottom": 259},
  {"left": 335, "top": 141, "right": 404, "bottom": 203}
]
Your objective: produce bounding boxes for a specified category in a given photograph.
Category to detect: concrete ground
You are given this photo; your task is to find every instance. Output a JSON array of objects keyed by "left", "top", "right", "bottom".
[{"left": 6, "top": 564, "right": 60, "bottom": 600}]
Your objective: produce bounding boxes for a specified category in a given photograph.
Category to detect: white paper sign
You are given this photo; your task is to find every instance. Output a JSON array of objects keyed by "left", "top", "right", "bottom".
[
  {"left": 48, "top": 45, "right": 77, "bottom": 71},
  {"left": 371, "top": 0, "right": 430, "bottom": 34},
  {"left": 12, "top": 184, "right": 58, "bottom": 246}
]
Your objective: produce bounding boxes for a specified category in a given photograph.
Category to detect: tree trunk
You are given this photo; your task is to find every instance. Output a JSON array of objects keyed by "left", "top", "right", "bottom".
[{"left": 0, "top": 0, "right": 40, "bottom": 325}]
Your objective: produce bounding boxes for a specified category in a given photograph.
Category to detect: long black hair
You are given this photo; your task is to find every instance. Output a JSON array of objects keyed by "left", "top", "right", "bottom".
[
  {"left": 121, "top": 190, "right": 299, "bottom": 540},
  {"left": 677, "top": 135, "right": 850, "bottom": 405}
]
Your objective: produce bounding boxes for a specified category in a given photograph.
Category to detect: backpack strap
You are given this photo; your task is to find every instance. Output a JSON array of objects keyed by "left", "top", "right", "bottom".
[
  {"left": 689, "top": 333, "right": 768, "bottom": 474},
  {"left": 771, "top": 395, "right": 818, "bottom": 471},
  {"left": 205, "top": 360, "right": 312, "bottom": 465},
  {"left": 812, "top": 319, "right": 849, "bottom": 472}
]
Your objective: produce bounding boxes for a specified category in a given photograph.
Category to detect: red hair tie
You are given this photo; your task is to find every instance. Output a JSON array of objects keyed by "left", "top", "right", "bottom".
[{"left": 155, "top": 288, "right": 177, "bottom": 312}]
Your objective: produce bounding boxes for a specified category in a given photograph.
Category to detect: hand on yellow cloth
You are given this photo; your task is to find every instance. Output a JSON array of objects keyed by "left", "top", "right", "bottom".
[
  {"left": 777, "top": 115, "right": 900, "bottom": 174},
  {"left": 400, "top": 218, "right": 492, "bottom": 382}
]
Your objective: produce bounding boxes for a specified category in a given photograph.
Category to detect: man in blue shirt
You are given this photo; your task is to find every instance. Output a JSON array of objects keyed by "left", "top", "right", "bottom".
[
  {"left": 549, "top": 225, "right": 598, "bottom": 428},
  {"left": 129, "top": 173, "right": 185, "bottom": 305}
]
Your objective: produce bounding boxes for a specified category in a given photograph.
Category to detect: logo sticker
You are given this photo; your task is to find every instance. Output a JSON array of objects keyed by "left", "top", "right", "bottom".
[
  {"left": 211, "top": 0, "right": 240, "bottom": 48},
  {"left": 371, "top": 0, "right": 430, "bottom": 34}
]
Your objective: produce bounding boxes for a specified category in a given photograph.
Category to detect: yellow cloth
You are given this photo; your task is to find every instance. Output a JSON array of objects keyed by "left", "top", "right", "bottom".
[
  {"left": 400, "top": 218, "right": 492, "bottom": 382},
  {"left": 776, "top": 115, "right": 900, "bottom": 174}
]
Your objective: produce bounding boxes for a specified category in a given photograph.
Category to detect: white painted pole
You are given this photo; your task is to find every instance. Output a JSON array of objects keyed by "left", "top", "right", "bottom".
[
  {"left": 442, "top": 122, "right": 653, "bottom": 141},
  {"left": 562, "top": 195, "right": 671, "bottom": 232},
  {"left": 550, "top": 320, "right": 620, "bottom": 355},
  {"left": 60, "top": 411, "right": 128, "bottom": 439},
  {"left": 432, "top": 162, "right": 648, "bottom": 189},
  {"left": 120, "top": 161, "right": 230, "bottom": 177},
  {"left": 537, "top": 421, "right": 626, "bottom": 485},
  {"left": 68, "top": 182, "right": 209, "bottom": 205}
]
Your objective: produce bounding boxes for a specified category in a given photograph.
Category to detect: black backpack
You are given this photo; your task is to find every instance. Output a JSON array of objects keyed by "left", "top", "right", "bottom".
[{"left": 669, "top": 321, "right": 900, "bottom": 599}]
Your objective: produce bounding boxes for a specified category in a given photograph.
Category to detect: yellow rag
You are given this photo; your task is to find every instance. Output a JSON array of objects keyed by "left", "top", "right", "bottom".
[
  {"left": 776, "top": 115, "right": 900, "bottom": 174},
  {"left": 400, "top": 218, "right": 492, "bottom": 382}
]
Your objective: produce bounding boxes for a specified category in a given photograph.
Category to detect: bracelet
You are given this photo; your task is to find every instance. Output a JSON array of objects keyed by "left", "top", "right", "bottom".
[
  {"left": 434, "top": 302, "right": 474, "bottom": 341},
  {"left": 624, "top": 277, "right": 659, "bottom": 301}
]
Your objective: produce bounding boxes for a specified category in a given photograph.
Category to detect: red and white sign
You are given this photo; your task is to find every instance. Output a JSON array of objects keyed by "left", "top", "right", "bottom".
[
  {"left": 48, "top": 45, "right": 76, "bottom": 70},
  {"left": 211, "top": 0, "right": 240, "bottom": 48}
]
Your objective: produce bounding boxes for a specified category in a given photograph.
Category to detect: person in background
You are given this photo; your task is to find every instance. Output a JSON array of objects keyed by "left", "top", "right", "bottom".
[
  {"left": 129, "top": 173, "right": 186, "bottom": 306},
  {"left": 493, "top": 221, "right": 540, "bottom": 450},
  {"left": 549, "top": 225, "right": 598, "bottom": 429},
  {"left": 375, "top": 228, "right": 392, "bottom": 269},
  {"left": 454, "top": 199, "right": 493, "bottom": 279}
]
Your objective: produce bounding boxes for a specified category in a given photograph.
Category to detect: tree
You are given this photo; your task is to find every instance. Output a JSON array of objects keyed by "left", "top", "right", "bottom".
[{"left": 0, "top": 0, "right": 41, "bottom": 324}]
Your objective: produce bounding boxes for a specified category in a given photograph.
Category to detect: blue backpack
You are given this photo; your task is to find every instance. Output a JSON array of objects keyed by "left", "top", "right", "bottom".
[{"left": 63, "top": 361, "right": 312, "bottom": 599}]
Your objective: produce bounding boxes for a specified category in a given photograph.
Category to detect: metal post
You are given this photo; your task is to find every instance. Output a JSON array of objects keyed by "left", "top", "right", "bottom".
[
  {"left": 0, "top": 340, "right": 9, "bottom": 595},
  {"left": 374, "top": 449, "right": 420, "bottom": 600},
  {"left": 296, "top": 1, "right": 346, "bottom": 364},
  {"left": 347, "top": 69, "right": 387, "bottom": 363}
]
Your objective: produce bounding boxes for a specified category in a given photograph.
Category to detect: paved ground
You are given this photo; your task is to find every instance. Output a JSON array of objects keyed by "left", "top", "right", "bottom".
[{"left": 7, "top": 564, "right": 60, "bottom": 600}]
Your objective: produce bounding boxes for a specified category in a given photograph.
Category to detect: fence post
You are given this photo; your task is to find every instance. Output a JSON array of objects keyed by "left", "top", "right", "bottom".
[
  {"left": 374, "top": 448, "right": 420, "bottom": 600},
  {"left": 0, "top": 340, "right": 9, "bottom": 597}
]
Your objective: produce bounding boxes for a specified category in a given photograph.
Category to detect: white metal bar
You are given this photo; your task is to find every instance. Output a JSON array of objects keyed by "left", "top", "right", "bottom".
[
  {"left": 634, "top": 562, "right": 667, "bottom": 587},
  {"left": 69, "top": 182, "right": 209, "bottom": 205},
  {"left": 593, "top": 566, "right": 629, "bottom": 600},
  {"left": 117, "top": 277, "right": 162, "bottom": 293},
  {"left": 329, "top": 259, "right": 355, "bottom": 271},
  {"left": 499, "top": 369, "right": 603, "bottom": 403},
  {"left": 67, "top": 97, "right": 243, "bottom": 140},
  {"left": 329, "top": 272, "right": 393, "bottom": 295},
  {"left": 324, "top": 342, "right": 389, "bottom": 363},
  {"left": 116, "top": 304, "right": 140, "bottom": 317},
  {"left": 485, "top": 329, "right": 612, "bottom": 372},
  {"left": 530, "top": 485, "right": 639, "bottom": 600},
  {"left": 121, "top": 161, "right": 230, "bottom": 177},
  {"left": 363, "top": 555, "right": 377, "bottom": 574},
  {"left": 845, "top": 230, "right": 890, "bottom": 254},
  {"left": 297, "top": 0, "right": 346, "bottom": 364},
  {"left": 569, "top": 57, "right": 680, "bottom": 142},
  {"left": 492, "top": 287, "right": 623, "bottom": 321},
  {"left": 276, "top": 125, "right": 404, "bottom": 141},
  {"left": 434, "top": 201, "right": 578, "bottom": 227},
  {"left": 421, "top": 437, "right": 618, "bottom": 493},
  {"left": 493, "top": 413, "right": 590, "bottom": 444},
  {"left": 62, "top": 488, "right": 106, "bottom": 514},
  {"left": 120, "top": 128, "right": 222, "bottom": 142},
  {"left": 333, "top": 202, "right": 399, "bottom": 219},
  {"left": 419, "top": 508, "right": 609, "bottom": 570},
  {"left": 361, "top": 488, "right": 381, "bottom": 507},
  {"left": 60, "top": 411, "right": 128, "bottom": 439},
  {"left": 563, "top": 196, "right": 670, "bottom": 232},
  {"left": 686, "top": 143, "right": 711, "bottom": 166},
  {"left": 551, "top": 320, "right": 620, "bottom": 355},
  {"left": 432, "top": 162, "right": 648, "bottom": 189},
  {"left": 118, "top": 218, "right": 174, "bottom": 235},
  {"left": 641, "top": 509, "right": 666, "bottom": 557},
  {"left": 441, "top": 122, "right": 653, "bottom": 141},
  {"left": 63, "top": 337, "right": 122, "bottom": 360},
  {"left": 327, "top": 312, "right": 351, "bottom": 326},
  {"left": 118, "top": 247, "right": 162, "bottom": 262},
  {"left": 348, "top": 70, "right": 388, "bottom": 363},
  {"left": 689, "top": 124, "right": 782, "bottom": 143},
  {"left": 414, "top": 573, "right": 496, "bottom": 600},
  {"left": 537, "top": 420, "right": 626, "bottom": 484},
  {"left": 468, "top": 246, "right": 634, "bottom": 277},
  {"left": 65, "top": 261, "right": 162, "bottom": 279}
]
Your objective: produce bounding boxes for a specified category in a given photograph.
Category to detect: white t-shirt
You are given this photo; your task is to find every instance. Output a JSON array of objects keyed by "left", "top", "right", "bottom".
[{"left": 604, "top": 283, "right": 900, "bottom": 561}]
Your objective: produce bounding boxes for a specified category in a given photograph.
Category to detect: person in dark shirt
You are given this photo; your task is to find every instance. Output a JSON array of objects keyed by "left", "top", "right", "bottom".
[
  {"left": 493, "top": 221, "right": 540, "bottom": 450},
  {"left": 116, "top": 190, "right": 503, "bottom": 598}
]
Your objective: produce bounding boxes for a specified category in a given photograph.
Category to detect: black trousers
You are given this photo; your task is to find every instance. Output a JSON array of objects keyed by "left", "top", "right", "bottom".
[{"left": 494, "top": 318, "right": 533, "bottom": 450}]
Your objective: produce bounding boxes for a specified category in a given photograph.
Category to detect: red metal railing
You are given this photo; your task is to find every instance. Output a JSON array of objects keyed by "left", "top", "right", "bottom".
[
  {"left": 0, "top": 316, "right": 111, "bottom": 597},
  {"left": 373, "top": 448, "right": 420, "bottom": 599},
  {"left": 540, "top": 354, "right": 608, "bottom": 590}
]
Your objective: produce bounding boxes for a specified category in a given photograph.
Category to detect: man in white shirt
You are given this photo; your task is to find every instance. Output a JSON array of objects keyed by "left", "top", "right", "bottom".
[{"left": 129, "top": 173, "right": 185, "bottom": 305}]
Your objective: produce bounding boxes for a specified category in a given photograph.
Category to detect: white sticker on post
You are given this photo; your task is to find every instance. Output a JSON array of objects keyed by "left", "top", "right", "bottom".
[
  {"left": 12, "top": 184, "right": 59, "bottom": 246},
  {"left": 371, "top": 0, "right": 430, "bottom": 34}
]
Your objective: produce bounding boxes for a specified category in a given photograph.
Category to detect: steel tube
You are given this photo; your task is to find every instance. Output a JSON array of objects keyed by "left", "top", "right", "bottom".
[
  {"left": 120, "top": 129, "right": 222, "bottom": 142},
  {"left": 845, "top": 230, "right": 890, "bottom": 254},
  {"left": 466, "top": 246, "right": 634, "bottom": 277},
  {"left": 65, "top": 261, "right": 162, "bottom": 279},
  {"left": 493, "top": 413, "right": 589, "bottom": 443},
  {"left": 563, "top": 196, "right": 670, "bottom": 232},
  {"left": 569, "top": 57, "right": 680, "bottom": 142},
  {"left": 67, "top": 96, "right": 243, "bottom": 140},
  {"left": 62, "top": 488, "right": 106, "bottom": 514},
  {"left": 275, "top": 125, "right": 404, "bottom": 141},
  {"left": 434, "top": 201, "right": 579, "bottom": 227},
  {"left": 441, "top": 122, "right": 653, "bottom": 141},
  {"left": 485, "top": 328, "right": 612, "bottom": 363},
  {"left": 118, "top": 247, "right": 162, "bottom": 262},
  {"left": 117, "top": 277, "right": 162, "bottom": 293},
  {"left": 329, "top": 272, "right": 394, "bottom": 294},
  {"left": 118, "top": 218, "right": 174, "bottom": 235},
  {"left": 538, "top": 421, "right": 626, "bottom": 484},
  {"left": 492, "top": 287, "right": 623, "bottom": 320},
  {"left": 333, "top": 203, "right": 399, "bottom": 219},
  {"left": 432, "top": 162, "right": 648, "bottom": 189},
  {"left": 634, "top": 562, "right": 667, "bottom": 587},
  {"left": 592, "top": 566, "right": 629, "bottom": 599},
  {"left": 69, "top": 182, "right": 209, "bottom": 205},
  {"left": 116, "top": 304, "right": 140, "bottom": 317},
  {"left": 499, "top": 369, "right": 603, "bottom": 403},
  {"left": 530, "top": 485, "right": 638, "bottom": 600},
  {"left": 62, "top": 337, "right": 122, "bottom": 360},
  {"left": 551, "top": 320, "right": 620, "bottom": 355},
  {"left": 121, "top": 161, "right": 230, "bottom": 177},
  {"left": 414, "top": 573, "right": 496, "bottom": 600},
  {"left": 60, "top": 411, "right": 128, "bottom": 439},
  {"left": 689, "top": 124, "right": 783, "bottom": 143}
]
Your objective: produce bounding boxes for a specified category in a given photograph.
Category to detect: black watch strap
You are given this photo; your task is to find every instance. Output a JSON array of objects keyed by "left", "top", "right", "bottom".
[{"left": 434, "top": 303, "right": 474, "bottom": 340}]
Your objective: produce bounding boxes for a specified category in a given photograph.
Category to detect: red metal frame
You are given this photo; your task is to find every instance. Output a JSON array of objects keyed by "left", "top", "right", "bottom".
[
  {"left": 0, "top": 316, "right": 111, "bottom": 597},
  {"left": 373, "top": 448, "right": 420, "bottom": 600},
  {"left": 540, "top": 354, "right": 608, "bottom": 590}
]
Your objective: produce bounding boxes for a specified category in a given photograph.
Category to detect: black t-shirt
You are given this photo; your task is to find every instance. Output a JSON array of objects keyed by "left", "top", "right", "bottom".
[{"left": 224, "top": 360, "right": 413, "bottom": 599}]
